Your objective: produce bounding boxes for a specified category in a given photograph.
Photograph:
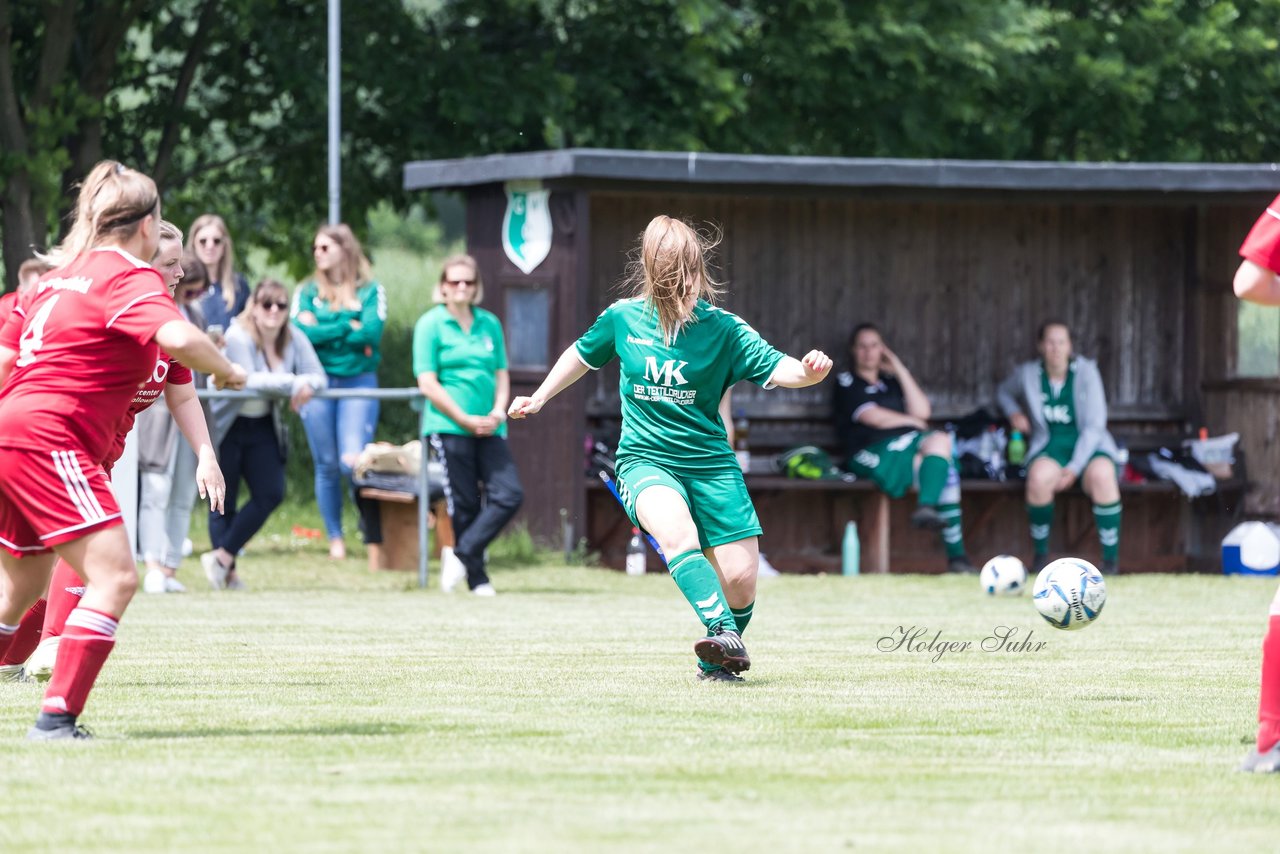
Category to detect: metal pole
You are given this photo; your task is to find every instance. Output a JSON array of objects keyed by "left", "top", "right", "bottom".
[
  {"left": 418, "top": 438, "right": 431, "bottom": 590},
  {"left": 327, "top": 0, "right": 341, "bottom": 225}
]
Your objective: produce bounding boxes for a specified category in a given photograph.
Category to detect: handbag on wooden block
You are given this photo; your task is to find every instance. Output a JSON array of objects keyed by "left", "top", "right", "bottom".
[{"left": 353, "top": 440, "right": 423, "bottom": 481}]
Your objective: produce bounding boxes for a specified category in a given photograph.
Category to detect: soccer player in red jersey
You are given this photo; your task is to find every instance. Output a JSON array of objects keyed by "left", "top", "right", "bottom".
[
  {"left": 1234, "top": 194, "right": 1280, "bottom": 772},
  {"left": 9, "top": 221, "right": 230, "bottom": 683},
  {"left": 0, "top": 161, "right": 245, "bottom": 740}
]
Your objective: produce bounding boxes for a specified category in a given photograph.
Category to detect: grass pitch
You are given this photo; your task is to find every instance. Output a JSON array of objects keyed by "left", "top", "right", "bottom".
[{"left": 1, "top": 538, "right": 1277, "bottom": 853}]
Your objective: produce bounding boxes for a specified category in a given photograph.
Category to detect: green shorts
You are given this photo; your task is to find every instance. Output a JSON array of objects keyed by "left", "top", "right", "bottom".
[
  {"left": 614, "top": 459, "right": 762, "bottom": 550},
  {"left": 846, "top": 431, "right": 927, "bottom": 499},
  {"left": 1033, "top": 437, "right": 1113, "bottom": 469}
]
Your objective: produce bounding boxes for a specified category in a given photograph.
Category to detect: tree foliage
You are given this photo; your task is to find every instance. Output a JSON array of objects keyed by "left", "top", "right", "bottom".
[{"left": 1, "top": 0, "right": 1278, "bottom": 285}]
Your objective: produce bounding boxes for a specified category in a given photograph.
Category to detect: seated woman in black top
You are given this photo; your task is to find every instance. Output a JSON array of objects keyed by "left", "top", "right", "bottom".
[{"left": 831, "top": 323, "right": 973, "bottom": 574}]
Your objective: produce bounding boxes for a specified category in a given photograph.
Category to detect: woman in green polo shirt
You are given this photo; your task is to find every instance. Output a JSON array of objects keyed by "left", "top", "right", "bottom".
[{"left": 413, "top": 254, "right": 524, "bottom": 596}]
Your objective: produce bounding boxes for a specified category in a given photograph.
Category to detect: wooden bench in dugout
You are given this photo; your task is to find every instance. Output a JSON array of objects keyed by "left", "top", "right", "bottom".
[{"left": 585, "top": 406, "right": 1248, "bottom": 575}]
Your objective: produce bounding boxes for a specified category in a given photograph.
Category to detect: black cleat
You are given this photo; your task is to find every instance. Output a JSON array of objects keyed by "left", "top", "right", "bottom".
[
  {"left": 1100, "top": 559, "right": 1120, "bottom": 576},
  {"left": 947, "top": 555, "right": 978, "bottom": 574},
  {"left": 693, "top": 628, "right": 750, "bottom": 674},
  {"left": 910, "top": 506, "right": 947, "bottom": 531},
  {"left": 697, "top": 667, "right": 745, "bottom": 683},
  {"left": 1240, "top": 743, "right": 1280, "bottom": 773}
]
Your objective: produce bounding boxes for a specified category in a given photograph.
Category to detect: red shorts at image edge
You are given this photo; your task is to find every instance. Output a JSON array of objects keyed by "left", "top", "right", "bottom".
[{"left": 0, "top": 447, "right": 122, "bottom": 556}]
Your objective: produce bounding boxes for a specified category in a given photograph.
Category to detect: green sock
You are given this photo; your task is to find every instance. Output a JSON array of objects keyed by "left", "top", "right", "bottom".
[
  {"left": 700, "top": 601, "right": 755, "bottom": 673},
  {"left": 1094, "top": 501, "right": 1121, "bottom": 562},
  {"left": 918, "top": 455, "right": 949, "bottom": 506},
  {"left": 938, "top": 503, "right": 965, "bottom": 559},
  {"left": 667, "top": 549, "right": 737, "bottom": 633},
  {"left": 1028, "top": 502, "right": 1054, "bottom": 556}
]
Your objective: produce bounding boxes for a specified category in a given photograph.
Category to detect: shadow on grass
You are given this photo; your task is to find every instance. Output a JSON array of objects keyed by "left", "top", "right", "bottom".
[{"left": 126, "top": 721, "right": 430, "bottom": 740}]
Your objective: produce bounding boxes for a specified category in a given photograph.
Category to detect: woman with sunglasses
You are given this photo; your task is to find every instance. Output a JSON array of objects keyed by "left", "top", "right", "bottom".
[
  {"left": 291, "top": 224, "right": 386, "bottom": 561},
  {"left": 414, "top": 254, "right": 523, "bottom": 596},
  {"left": 187, "top": 214, "right": 250, "bottom": 335},
  {"left": 202, "top": 280, "right": 327, "bottom": 589}
]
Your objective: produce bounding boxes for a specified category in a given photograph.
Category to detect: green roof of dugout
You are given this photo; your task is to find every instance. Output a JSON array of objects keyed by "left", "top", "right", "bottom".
[{"left": 404, "top": 148, "right": 1280, "bottom": 194}]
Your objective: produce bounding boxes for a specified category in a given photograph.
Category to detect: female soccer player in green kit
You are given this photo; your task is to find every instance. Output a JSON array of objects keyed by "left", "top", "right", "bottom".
[{"left": 509, "top": 216, "right": 832, "bottom": 681}]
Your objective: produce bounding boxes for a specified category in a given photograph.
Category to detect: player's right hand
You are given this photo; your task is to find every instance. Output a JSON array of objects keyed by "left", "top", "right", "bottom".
[
  {"left": 214, "top": 364, "right": 248, "bottom": 390},
  {"left": 508, "top": 396, "right": 543, "bottom": 419}
]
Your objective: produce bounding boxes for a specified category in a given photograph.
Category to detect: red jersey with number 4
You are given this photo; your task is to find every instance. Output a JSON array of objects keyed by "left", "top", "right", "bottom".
[
  {"left": 0, "top": 248, "right": 184, "bottom": 462},
  {"left": 1240, "top": 193, "right": 1280, "bottom": 274}
]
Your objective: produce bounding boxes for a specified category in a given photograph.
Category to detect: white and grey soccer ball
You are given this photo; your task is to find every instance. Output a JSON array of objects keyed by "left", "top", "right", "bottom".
[
  {"left": 980, "top": 554, "right": 1027, "bottom": 596},
  {"left": 1032, "top": 557, "right": 1107, "bottom": 631}
]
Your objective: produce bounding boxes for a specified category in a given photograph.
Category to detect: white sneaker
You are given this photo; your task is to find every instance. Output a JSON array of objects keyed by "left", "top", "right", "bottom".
[
  {"left": 201, "top": 551, "right": 229, "bottom": 590},
  {"left": 472, "top": 583, "right": 497, "bottom": 597},
  {"left": 440, "top": 547, "right": 466, "bottom": 593},
  {"left": 181, "top": 537, "right": 193, "bottom": 557},
  {"left": 164, "top": 575, "right": 186, "bottom": 593},
  {"left": 26, "top": 636, "right": 59, "bottom": 683},
  {"left": 0, "top": 664, "right": 27, "bottom": 682},
  {"left": 143, "top": 568, "right": 168, "bottom": 594}
]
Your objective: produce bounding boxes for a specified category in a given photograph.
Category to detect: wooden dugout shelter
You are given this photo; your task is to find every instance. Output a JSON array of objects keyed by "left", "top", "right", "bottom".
[{"left": 403, "top": 148, "right": 1280, "bottom": 573}]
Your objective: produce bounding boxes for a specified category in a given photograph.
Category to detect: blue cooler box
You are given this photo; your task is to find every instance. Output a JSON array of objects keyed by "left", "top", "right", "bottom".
[{"left": 1222, "top": 522, "right": 1280, "bottom": 576}]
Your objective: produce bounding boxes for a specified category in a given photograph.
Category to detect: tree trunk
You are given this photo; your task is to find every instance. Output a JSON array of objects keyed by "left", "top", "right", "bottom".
[{"left": 1, "top": 171, "right": 37, "bottom": 292}]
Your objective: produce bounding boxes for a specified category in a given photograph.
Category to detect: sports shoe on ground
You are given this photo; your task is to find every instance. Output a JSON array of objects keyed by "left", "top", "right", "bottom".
[
  {"left": 201, "top": 551, "right": 229, "bottom": 590},
  {"left": 226, "top": 575, "right": 247, "bottom": 591},
  {"left": 328, "top": 539, "right": 347, "bottom": 560},
  {"left": 693, "top": 627, "right": 750, "bottom": 674},
  {"left": 1240, "top": 743, "right": 1280, "bottom": 773},
  {"left": 27, "top": 722, "right": 92, "bottom": 741},
  {"left": 0, "top": 664, "right": 29, "bottom": 683},
  {"left": 25, "top": 636, "right": 59, "bottom": 683},
  {"left": 164, "top": 575, "right": 186, "bottom": 593},
  {"left": 440, "top": 547, "right": 466, "bottom": 593},
  {"left": 143, "top": 568, "right": 168, "bottom": 594},
  {"left": 697, "top": 667, "right": 745, "bottom": 683},
  {"left": 909, "top": 505, "right": 947, "bottom": 531},
  {"left": 471, "top": 583, "right": 497, "bottom": 597},
  {"left": 1100, "top": 559, "right": 1120, "bottom": 576},
  {"left": 947, "top": 555, "right": 978, "bottom": 574}
]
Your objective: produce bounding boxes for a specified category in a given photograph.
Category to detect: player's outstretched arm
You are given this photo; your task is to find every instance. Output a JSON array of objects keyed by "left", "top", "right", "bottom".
[
  {"left": 1234, "top": 260, "right": 1280, "bottom": 306},
  {"left": 154, "top": 320, "right": 247, "bottom": 390},
  {"left": 767, "top": 350, "right": 833, "bottom": 389},
  {"left": 509, "top": 345, "right": 591, "bottom": 419},
  {"left": 163, "top": 381, "right": 227, "bottom": 513}
]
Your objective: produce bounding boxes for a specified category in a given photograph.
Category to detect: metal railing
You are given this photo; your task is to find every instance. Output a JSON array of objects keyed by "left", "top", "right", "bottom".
[{"left": 198, "top": 386, "right": 433, "bottom": 587}]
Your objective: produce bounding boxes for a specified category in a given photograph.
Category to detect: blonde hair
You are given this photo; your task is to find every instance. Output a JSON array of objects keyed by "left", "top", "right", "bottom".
[
  {"left": 431, "top": 253, "right": 485, "bottom": 304},
  {"left": 312, "top": 223, "right": 372, "bottom": 308},
  {"left": 624, "top": 215, "right": 723, "bottom": 342},
  {"left": 17, "top": 258, "right": 52, "bottom": 293},
  {"left": 39, "top": 160, "right": 160, "bottom": 269},
  {"left": 186, "top": 213, "right": 238, "bottom": 309},
  {"left": 236, "top": 278, "right": 293, "bottom": 361},
  {"left": 157, "top": 220, "right": 183, "bottom": 244}
]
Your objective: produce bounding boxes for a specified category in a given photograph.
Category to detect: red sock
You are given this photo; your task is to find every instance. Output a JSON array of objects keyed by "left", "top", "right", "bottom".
[
  {"left": 41, "top": 607, "right": 118, "bottom": 717},
  {"left": 0, "top": 599, "right": 46, "bottom": 666},
  {"left": 0, "top": 623, "right": 17, "bottom": 663},
  {"left": 1258, "top": 615, "right": 1280, "bottom": 753},
  {"left": 41, "top": 560, "right": 86, "bottom": 641}
]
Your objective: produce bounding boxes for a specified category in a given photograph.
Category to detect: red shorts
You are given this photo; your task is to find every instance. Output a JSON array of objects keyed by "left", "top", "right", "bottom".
[{"left": 0, "top": 447, "right": 123, "bottom": 557}]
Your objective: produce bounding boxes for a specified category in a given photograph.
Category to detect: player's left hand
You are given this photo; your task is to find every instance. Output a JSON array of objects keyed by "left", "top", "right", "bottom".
[
  {"left": 214, "top": 364, "right": 248, "bottom": 390},
  {"left": 801, "top": 350, "right": 833, "bottom": 381},
  {"left": 195, "top": 448, "right": 227, "bottom": 514},
  {"left": 1055, "top": 469, "right": 1078, "bottom": 492},
  {"left": 508, "top": 396, "right": 543, "bottom": 419}
]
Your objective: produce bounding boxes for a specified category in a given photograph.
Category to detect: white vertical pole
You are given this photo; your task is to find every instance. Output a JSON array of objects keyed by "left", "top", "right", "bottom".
[
  {"left": 114, "top": 426, "right": 140, "bottom": 559},
  {"left": 328, "top": 0, "right": 341, "bottom": 225}
]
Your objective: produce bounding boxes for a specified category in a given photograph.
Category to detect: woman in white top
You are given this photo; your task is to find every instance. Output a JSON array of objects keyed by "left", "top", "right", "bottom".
[{"left": 202, "top": 279, "right": 326, "bottom": 590}]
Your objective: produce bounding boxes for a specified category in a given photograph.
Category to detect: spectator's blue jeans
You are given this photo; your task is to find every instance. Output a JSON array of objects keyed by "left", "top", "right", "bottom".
[{"left": 299, "top": 372, "right": 380, "bottom": 540}]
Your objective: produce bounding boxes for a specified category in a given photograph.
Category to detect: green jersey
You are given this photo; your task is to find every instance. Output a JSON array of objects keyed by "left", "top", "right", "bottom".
[
  {"left": 413, "top": 305, "right": 509, "bottom": 437},
  {"left": 290, "top": 279, "right": 387, "bottom": 377},
  {"left": 575, "top": 298, "right": 784, "bottom": 474},
  {"left": 1040, "top": 361, "right": 1078, "bottom": 446}
]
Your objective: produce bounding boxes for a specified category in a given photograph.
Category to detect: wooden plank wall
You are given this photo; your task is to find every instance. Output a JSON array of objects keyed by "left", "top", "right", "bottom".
[{"left": 584, "top": 193, "right": 1192, "bottom": 417}]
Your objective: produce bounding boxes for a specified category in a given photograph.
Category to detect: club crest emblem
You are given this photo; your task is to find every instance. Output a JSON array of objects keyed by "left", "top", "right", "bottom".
[{"left": 502, "top": 181, "right": 553, "bottom": 274}]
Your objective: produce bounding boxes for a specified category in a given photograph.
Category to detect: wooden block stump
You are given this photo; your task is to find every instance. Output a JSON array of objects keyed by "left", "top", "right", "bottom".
[{"left": 358, "top": 488, "right": 454, "bottom": 572}]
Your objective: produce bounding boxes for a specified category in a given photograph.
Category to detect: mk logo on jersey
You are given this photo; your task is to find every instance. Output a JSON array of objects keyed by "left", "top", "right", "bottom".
[
  {"left": 642, "top": 357, "right": 689, "bottom": 387},
  {"left": 1043, "top": 404, "right": 1072, "bottom": 424}
]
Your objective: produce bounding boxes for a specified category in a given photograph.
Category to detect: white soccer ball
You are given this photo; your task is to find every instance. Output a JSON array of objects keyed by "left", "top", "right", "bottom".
[
  {"left": 1032, "top": 557, "right": 1107, "bottom": 631},
  {"left": 979, "top": 554, "right": 1027, "bottom": 596}
]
